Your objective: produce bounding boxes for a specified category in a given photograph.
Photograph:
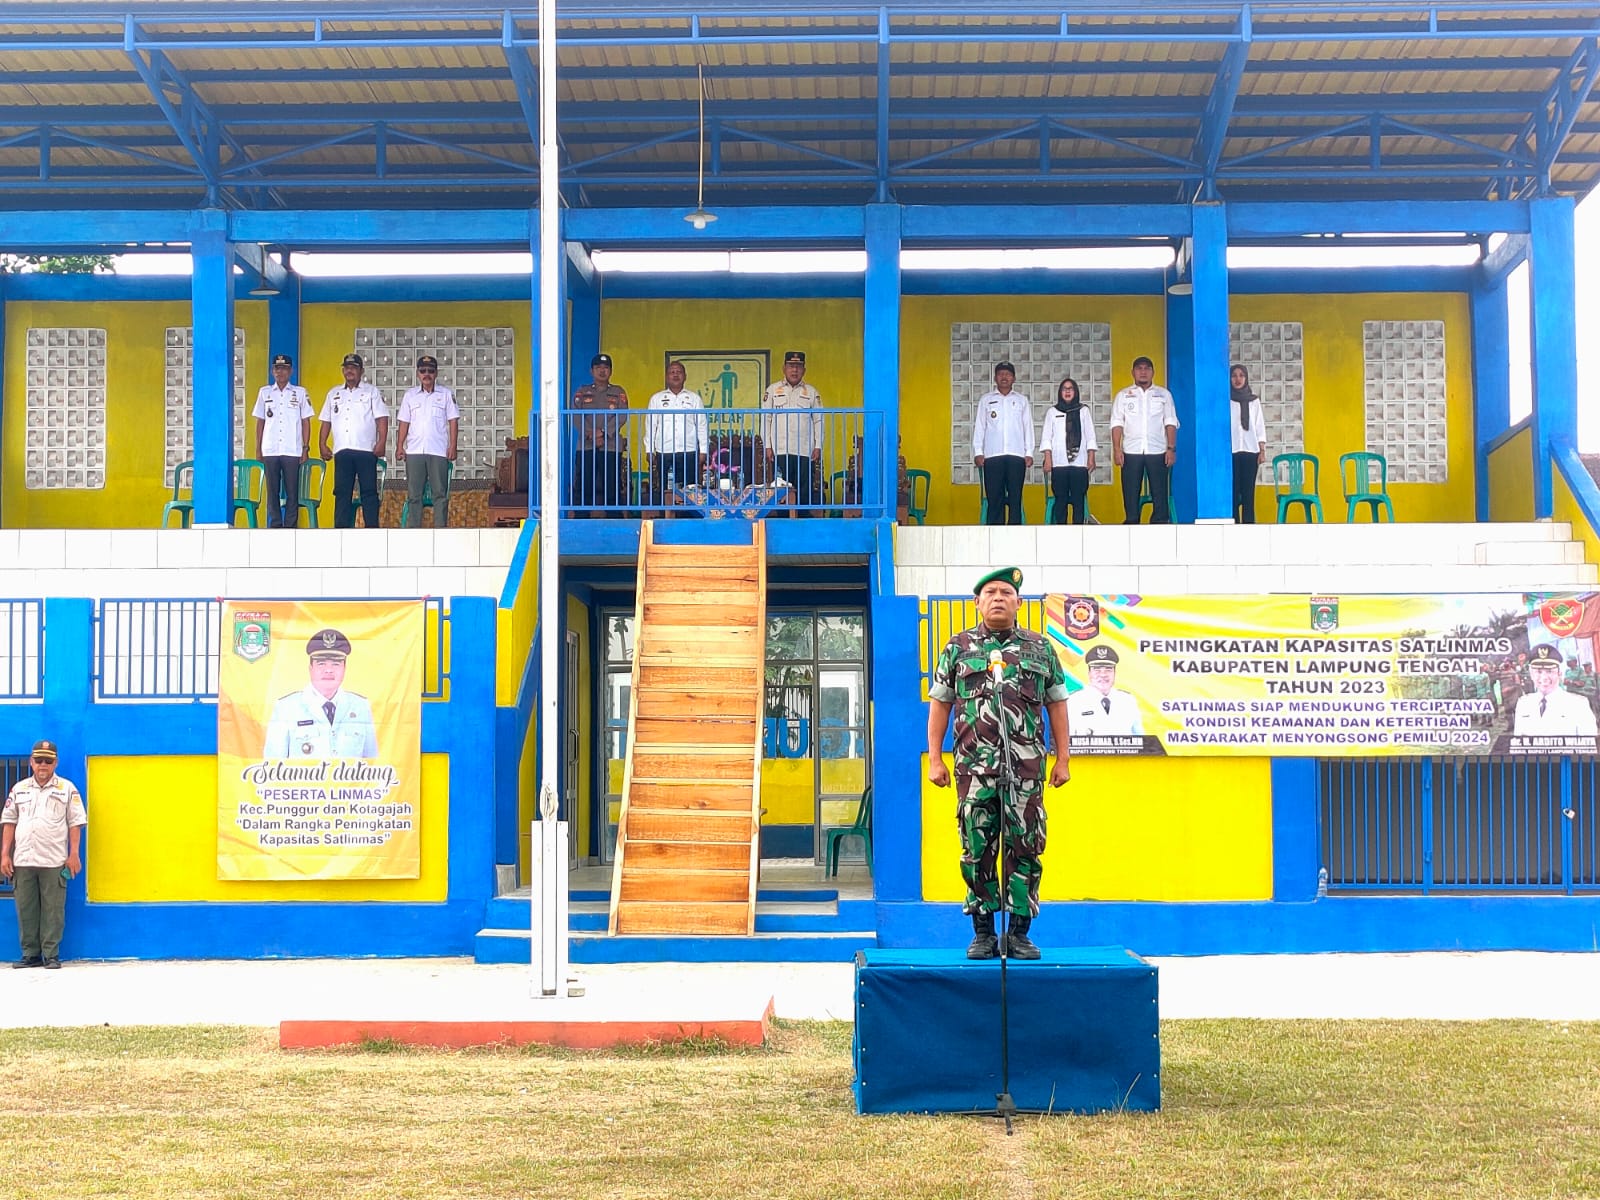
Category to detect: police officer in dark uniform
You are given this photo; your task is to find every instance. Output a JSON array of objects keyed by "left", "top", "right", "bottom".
[
  {"left": 570, "top": 352, "right": 629, "bottom": 515},
  {"left": 927, "top": 567, "right": 1072, "bottom": 959}
]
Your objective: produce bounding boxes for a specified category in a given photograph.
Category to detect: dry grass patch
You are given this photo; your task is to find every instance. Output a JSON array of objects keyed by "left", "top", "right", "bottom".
[{"left": 3, "top": 1020, "right": 1600, "bottom": 1199}]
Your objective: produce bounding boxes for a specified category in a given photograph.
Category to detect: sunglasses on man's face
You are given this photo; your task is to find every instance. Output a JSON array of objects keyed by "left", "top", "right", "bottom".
[
  {"left": 417, "top": 368, "right": 437, "bottom": 374},
  {"left": 32, "top": 757, "right": 53, "bottom": 764}
]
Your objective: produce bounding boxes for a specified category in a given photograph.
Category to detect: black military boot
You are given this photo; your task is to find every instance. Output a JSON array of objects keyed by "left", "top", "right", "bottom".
[
  {"left": 1005, "top": 915, "right": 1041, "bottom": 960},
  {"left": 966, "top": 910, "right": 999, "bottom": 960}
]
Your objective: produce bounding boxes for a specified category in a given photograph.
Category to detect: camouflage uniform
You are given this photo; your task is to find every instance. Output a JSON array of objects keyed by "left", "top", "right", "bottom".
[{"left": 930, "top": 624, "right": 1069, "bottom": 917}]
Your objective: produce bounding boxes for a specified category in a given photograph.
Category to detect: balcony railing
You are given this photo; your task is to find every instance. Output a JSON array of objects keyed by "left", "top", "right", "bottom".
[{"left": 547, "top": 406, "right": 886, "bottom": 518}]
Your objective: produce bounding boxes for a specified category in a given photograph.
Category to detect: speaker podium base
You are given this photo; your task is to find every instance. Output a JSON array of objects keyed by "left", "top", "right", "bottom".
[{"left": 852, "top": 946, "right": 1160, "bottom": 1115}]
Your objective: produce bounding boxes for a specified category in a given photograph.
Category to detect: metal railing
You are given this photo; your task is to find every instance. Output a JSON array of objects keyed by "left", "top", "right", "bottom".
[
  {"left": 93, "top": 598, "right": 449, "bottom": 702},
  {"left": 1320, "top": 756, "right": 1592, "bottom": 893},
  {"left": 550, "top": 406, "right": 886, "bottom": 517},
  {"left": 0, "top": 600, "right": 44, "bottom": 701},
  {"left": 0, "top": 754, "right": 28, "bottom": 893}
]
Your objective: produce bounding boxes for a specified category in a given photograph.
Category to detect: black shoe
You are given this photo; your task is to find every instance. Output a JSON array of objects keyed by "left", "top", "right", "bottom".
[
  {"left": 42, "top": 959, "right": 60, "bottom": 970},
  {"left": 1005, "top": 916, "right": 1041, "bottom": 961},
  {"left": 966, "top": 911, "right": 999, "bottom": 960},
  {"left": 13, "top": 957, "right": 42, "bottom": 969}
]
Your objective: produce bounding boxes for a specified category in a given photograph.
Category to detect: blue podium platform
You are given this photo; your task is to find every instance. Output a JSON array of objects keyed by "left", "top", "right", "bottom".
[{"left": 852, "top": 946, "right": 1160, "bottom": 1115}]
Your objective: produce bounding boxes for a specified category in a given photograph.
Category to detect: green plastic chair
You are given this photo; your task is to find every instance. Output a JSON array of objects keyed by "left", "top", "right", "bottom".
[
  {"left": 1340, "top": 451, "right": 1394, "bottom": 522},
  {"left": 824, "top": 786, "right": 872, "bottom": 877},
  {"left": 296, "top": 458, "right": 327, "bottom": 528},
  {"left": 1273, "top": 452, "right": 1323, "bottom": 523},
  {"left": 1046, "top": 476, "right": 1091, "bottom": 525},
  {"left": 401, "top": 458, "right": 455, "bottom": 527},
  {"left": 978, "top": 495, "right": 1027, "bottom": 525},
  {"left": 229, "top": 458, "right": 266, "bottom": 528},
  {"left": 161, "top": 459, "right": 195, "bottom": 528},
  {"left": 1137, "top": 470, "right": 1177, "bottom": 523},
  {"left": 905, "top": 468, "right": 930, "bottom": 525}
]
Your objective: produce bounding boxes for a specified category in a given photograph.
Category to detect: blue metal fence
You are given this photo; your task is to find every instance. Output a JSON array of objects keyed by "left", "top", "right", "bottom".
[
  {"left": 1320, "top": 756, "right": 1590, "bottom": 894},
  {"left": 92, "top": 598, "right": 449, "bottom": 702},
  {"left": 0, "top": 600, "right": 44, "bottom": 701},
  {"left": 0, "top": 754, "right": 28, "bottom": 894}
]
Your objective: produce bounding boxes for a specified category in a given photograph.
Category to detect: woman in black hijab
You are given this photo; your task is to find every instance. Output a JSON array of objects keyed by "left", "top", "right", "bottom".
[
  {"left": 1229, "top": 364, "right": 1267, "bottom": 523},
  {"left": 1039, "top": 376, "right": 1097, "bottom": 524}
]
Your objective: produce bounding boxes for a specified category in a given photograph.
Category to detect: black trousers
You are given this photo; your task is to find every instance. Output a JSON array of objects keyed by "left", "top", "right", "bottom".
[
  {"left": 1050, "top": 465, "right": 1089, "bottom": 525},
  {"left": 1120, "top": 453, "right": 1170, "bottom": 524},
  {"left": 333, "top": 448, "right": 380, "bottom": 529},
  {"left": 571, "top": 448, "right": 627, "bottom": 512},
  {"left": 775, "top": 453, "right": 815, "bottom": 514},
  {"left": 1232, "top": 451, "right": 1260, "bottom": 524},
  {"left": 262, "top": 455, "right": 301, "bottom": 529},
  {"left": 982, "top": 455, "right": 1025, "bottom": 525}
]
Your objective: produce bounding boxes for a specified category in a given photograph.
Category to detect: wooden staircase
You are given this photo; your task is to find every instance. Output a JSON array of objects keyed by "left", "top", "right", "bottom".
[{"left": 609, "top": 521, "right": 767, "bottom": 936}]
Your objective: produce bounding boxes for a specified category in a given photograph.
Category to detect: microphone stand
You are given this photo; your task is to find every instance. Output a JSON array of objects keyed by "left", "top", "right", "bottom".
[{"left": 990, "top": 656, "right": 1018, "bottom": 1135}]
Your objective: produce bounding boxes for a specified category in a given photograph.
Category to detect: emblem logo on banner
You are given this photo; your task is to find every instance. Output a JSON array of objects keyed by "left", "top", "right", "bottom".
[
  {"left": 1063, "top": 595, "right": 1101, "bottom": 641},
  {"left": 1310, "top": 596, "right": 1340, "bottom": 633},
  {"left": 232, "top": 610, "right": 272, "bottom": 662},
  {"left": 1540, "top": 596, "right": 1585, "bottom": 638},
  {"left": 216, "top": 600, "right": 424, "bottom": 881}
]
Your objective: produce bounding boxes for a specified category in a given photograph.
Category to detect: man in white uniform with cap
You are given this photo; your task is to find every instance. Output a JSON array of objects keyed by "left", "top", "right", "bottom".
[{"left": 263, "top": 629, "right": 379, "bottom": 759}]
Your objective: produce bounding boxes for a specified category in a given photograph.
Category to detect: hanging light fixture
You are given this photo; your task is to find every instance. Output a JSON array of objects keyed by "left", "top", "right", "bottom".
[
  {"left": 248, "top": 245, "right": 281, "bottom": 296},
  {"left": 685, "top": 63, "right": 717, "bottom": 229}
]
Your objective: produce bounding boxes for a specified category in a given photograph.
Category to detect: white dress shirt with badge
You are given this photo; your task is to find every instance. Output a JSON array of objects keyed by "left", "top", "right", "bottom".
[
  {"left": 644, "top": 388, "right": 709, "bottom": 455},
  {"left": 1038, "top": 407, "right": 1099, "bottom": 468},
  {"left": 972, "top": 390, "right": 1036, "bottom": 460},
  {"left": 1513, "top": 688, "right": 1599, "bottom": 736},
  {"left": 263, "top": 686, "right": 379, "bottom": 759},
  {"left": 252, "top": 383, "right": 311, "bottom": 457},
  {"left": 1072, "top": 687, "right": 1144, "bottom": 736},
  {"left": 1229, "top": 396, "right": 1268, "bottom": 455},
  {"left": 2, "top": 774, "right": 87, "bottom": 869},
  {"left": 1109, "top": 384, "right": 1179, "bottom": 455},
  {"left": 319, "top": 381, "right": 390, "bottom": 454},
  {"left": 397, "top": 384, "right": 461, "bottom": 456},
  {"left": 761, "top": 381, "right": 824, "bottom": 458}
]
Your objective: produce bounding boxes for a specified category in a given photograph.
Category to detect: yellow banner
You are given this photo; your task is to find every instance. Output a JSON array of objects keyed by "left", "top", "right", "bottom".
[
  {"left": 1045, "top": 591, "right": 1600, "bottom": 757},
  {"left": 218, "top": 600, "right": 423, "bottom": 879}
]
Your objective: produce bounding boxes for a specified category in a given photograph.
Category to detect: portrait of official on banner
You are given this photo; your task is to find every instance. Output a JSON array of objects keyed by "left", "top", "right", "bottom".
[
  {"left": 218, "top": 600, "right": 424, "bottom": 880},
  {"left": 1044, "top": 591, "right": 1600, "bottom": 758}
]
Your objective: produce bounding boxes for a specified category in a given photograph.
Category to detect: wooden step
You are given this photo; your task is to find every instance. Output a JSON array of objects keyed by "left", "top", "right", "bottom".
[
  {"left": 619, "top": 840, "right": 753, "bottom": 871},
  {"left": 618, "top": 869, "right": 750, "bottom": 903},
  {"left": 625, "top": 808, "right": 755, "bottom": 842},
  {"left": 630, "top": 748, "right": 756, "bottom": 780},
  {"left": 647, "top": 566, "right": 760, "bottom": 592},
  {"left": 636, "top": 688, "right": 760, "bottom": 719},
  {"left": 643, "top": 601, "right": 761, "bottom": 628},
  {"left": 633, "top": 716, "right": 758, "bottom": 744},
  {"left": 643, "top": 624, "right": 761, "bottom": 653},
  {"left": 639, "top": 665, "right": 761, "bottom": 692},
  {"left": 614, "top": 901, "right": 751, "bottom": 936},
  {"left": 626, "top": 782, "right": 756, "bottom": 811},
  {"left": 647, "top": 544, "right": 759, "bottom": 567}
]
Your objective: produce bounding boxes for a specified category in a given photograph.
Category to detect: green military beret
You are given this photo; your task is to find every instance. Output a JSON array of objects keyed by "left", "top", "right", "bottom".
[{"left": 973, "top": 566, "right": 1023, "bottom": 595}]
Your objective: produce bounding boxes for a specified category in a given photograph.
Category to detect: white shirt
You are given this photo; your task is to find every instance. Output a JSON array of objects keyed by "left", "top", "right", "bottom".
[
  {"left": 397, "top": 385, "right": 460, "bottom": 457},
  {"left": 2, "top": 773, "right": 87, "bottom": 869},
  {"left": 645, "top": 389, "right": 709, "bottom": 455},
  {"left": 1513, "top": 688, "right": 1599, "bottom": 736},
  {"left": 761, "top": 381, "right": 824, "bottom": 458},
  {"left": 972, "top": 390, "right": 1035, "bottom": 460},
  {"left": 263, "top": 686, "right": 379, "bottom": 759},
  {"left": 252, "top": 383, "right": 311, "bottom": 457},
  {"left": 1110, "top": 384, "right": 1179, "bottom": 455},
  {"left": 319, "top": 381, "right": 390, "bottom": 455},
  {"left": 1230, "top": 395, "right": 1267, "bottom": 455},
  {"left": 1038, "top": 406, "right": 1099, "bottom": 469},
  {"left": 1071, "top": 688, "right": 1144, "bottom": 736}
]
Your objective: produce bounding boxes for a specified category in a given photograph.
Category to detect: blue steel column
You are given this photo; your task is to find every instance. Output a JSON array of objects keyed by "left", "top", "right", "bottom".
[
  {"left": 267, "top": 268, "right": 301, "bottom": 382},
  {"left": 1470, "top": 275, "right": 1511, "bottom": 523},
  {"left": 1527, "top": 196, "right": 1578, "bottom": 519},
  {"left": 188, "top": 210, "right": 236, "bottom": 525},
  {"left": 864, "top": 203, "right": 901, "bottom": 517},
  {"left": 566, "top": 252, "right": 601, "bottom": 403},
  {"left": 445, "top": 597, "right": 500, "bottom": 910},
  {"left": 1188, "top": 203, "right": 1232, "bottom": 522}
]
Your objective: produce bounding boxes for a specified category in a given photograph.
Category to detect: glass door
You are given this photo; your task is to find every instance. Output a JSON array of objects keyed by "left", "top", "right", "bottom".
[{"left": 598, "top": 609, "right": 633, "bottom": 863}]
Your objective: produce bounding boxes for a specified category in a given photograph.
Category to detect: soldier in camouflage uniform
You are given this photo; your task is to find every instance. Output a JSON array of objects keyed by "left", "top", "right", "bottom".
[{"left": 927, "top": 566, "right": 1071, "bottom": 960}]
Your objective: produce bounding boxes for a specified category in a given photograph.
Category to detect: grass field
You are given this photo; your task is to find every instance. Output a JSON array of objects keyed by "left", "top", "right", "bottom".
[{"left": 5, "top": 1019, "right": 1600, "bottom": 1199}]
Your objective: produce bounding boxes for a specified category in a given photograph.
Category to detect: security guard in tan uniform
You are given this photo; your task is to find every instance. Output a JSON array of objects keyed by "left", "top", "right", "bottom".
[
  {"left": 2, "top": 739, "right": 86, "bottom": 969},
  {"left": 762, "top": 350, "right": 825, "bottom": 513},
  {"left": 263, "top": 630, "right": 379, "bottom": 759}
]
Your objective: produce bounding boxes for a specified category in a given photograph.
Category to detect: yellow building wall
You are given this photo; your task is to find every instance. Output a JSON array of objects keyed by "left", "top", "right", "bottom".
[
  {"left": 568, "top": 590, "right": 592, "bottom": 862},
  {"left": 1553, "top": 465, "right": 1600, "bottom": 568},
  {"left": 920, "top": 753, "right": 1274, "bottom": 902},
  {"left": 1231, "top": 292, "right": 1476, "bottom": 523},
  {"left": 1488, "top": 425, "right": 1535, "bottom": 522},
  {"left": 2, "top": 299, "right": 271, "bottom": 528},
  {"left": 86, "top": 753, "right": 450, "bottom": 902},
  {"left": 899, "top": 294, "right": 1167, "bottom": 527}
]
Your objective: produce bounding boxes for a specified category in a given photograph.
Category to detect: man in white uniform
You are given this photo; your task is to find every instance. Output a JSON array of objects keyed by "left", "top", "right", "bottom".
[
  {"left": 1109, "top": 356, "right": 1179, "bottom": 525},
  {"left": 1071, "top": 644, "right": 1144, "bottom": 736},
  {"left": 263, "top": 629, "right": 379, "bottom": 759},
  {"left": 644, "top": 360, "right": 708, "bottom": 512},
  {"left": 762, "top": 350, "right": 825, "bottom": 515},
  {"left": 972, "top": 361, "right": 1034, "bottom": 526},
  {"left": 252, "top": 353, "right": 311, "bottom": 528},
  {"left": 1514, "top": 643, "right": 1600, "bottom": 736},
  {"left": 318, "top": 353, "right": 390, "bottom": 529},
  {"left": 395, "top": 354, "right": 459, "bottom": 528},
  {"left": 1, "top": 739, "right": 86, "bottom": 969}
]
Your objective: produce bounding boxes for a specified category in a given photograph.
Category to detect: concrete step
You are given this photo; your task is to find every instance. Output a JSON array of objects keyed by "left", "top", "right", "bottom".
[{"left": 474, "top": 926, "right": 876, "bottom": 965}]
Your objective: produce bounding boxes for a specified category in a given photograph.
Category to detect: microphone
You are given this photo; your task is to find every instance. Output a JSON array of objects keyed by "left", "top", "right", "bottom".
[{"left": 989, "top": 648, "right": 1005, "bottom": 688}]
